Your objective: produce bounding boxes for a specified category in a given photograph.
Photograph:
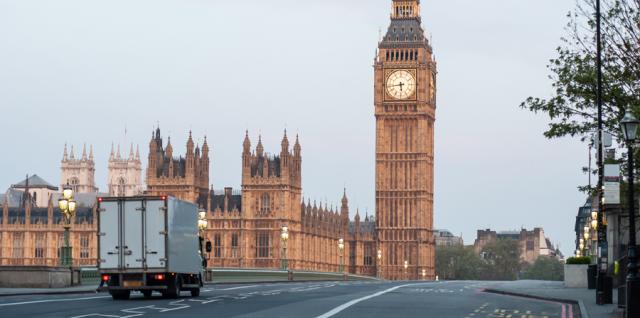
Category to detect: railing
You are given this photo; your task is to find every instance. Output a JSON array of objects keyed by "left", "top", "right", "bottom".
[
  {"left": 205, "top": 268, "right": 379, "bottom": 283},
  {"left": 0, "top": 258, "right": 96, "bottom": 267}
]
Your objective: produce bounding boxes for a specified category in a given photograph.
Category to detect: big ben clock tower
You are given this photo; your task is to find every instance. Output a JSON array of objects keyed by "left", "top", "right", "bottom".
[{"left": 375, "top": 0, "right": 436, "bottom": 280}]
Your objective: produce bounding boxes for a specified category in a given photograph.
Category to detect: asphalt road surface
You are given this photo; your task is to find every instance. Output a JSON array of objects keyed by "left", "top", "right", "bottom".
[{"left": 0, "top": 281, "right": 574, "bottom": 318}]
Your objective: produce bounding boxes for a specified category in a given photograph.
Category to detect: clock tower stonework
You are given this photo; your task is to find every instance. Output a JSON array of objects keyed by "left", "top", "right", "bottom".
[{"left": 375, "top": 0, "right": 436, "bottom": 280}]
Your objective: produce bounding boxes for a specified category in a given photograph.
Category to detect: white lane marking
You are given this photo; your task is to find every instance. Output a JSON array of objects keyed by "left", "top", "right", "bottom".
[
  {"left": 314, "top": 283, "right": 418, "bottom": 318},
  {"left": 0, "top": 295, "right": 110, "bottom": 307},
  {"left": 70, "top": 315, "right": 122, "bottom": 318},
  {"left": 217, "top": 285, "right": 259, "bottom": 291}
]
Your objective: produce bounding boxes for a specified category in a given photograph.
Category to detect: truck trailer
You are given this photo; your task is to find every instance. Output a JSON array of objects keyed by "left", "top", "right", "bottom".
[{"left": 97, "top": 196, "right": 204, "bottom": 300}]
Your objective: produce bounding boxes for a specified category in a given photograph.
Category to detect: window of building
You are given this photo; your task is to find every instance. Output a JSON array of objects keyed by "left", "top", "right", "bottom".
[
  {"left": 364, "top": 245, "right": 373, "bottom": 266},
  {"left": 12, "top": 233, "right": 24, "bottom": 259},
  {"left": 117, "top": 178, "right": 126, "bottom": 197},
  {"left": 34, "top": 233, "right": 45, "bottom": 259},
  {"left": 80, "top": 235, "right": 90, "bottom": 259},
  {"left": 214, "top": 234, "right": 222, "bottom": 258},
  {"left": 256, "top": 232, "right": 270, "bottom": 258},
  {"left": 260, "top": 193, "right": 270, "bottom": 215},
  {"left": 68, "top": 178, "right": 80, "bottom": 193},
  {"left": 231, "top": 233, "right": 239, "bottom": 258},
  {"left": 526, "top": 240, "right": 535, "bottom": 251}
]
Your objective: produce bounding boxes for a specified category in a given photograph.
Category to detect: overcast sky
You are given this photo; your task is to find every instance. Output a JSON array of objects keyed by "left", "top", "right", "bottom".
[{"left": 0, "top": 0, "right": 585, "bottom": 256}]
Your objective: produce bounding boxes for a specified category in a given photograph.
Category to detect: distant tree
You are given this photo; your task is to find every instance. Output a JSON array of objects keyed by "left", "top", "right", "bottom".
[
  {"left": 522, "top": 256, "right": 565, "bottom": 281},
  {"left": 480, "top": 239, "right": 521, "bottom": 281},
  {"left": 435, "top": 245, "right": 484, "bottom": 280}
]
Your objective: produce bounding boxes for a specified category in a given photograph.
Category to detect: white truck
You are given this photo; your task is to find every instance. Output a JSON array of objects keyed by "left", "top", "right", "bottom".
[{"left": 97, "top": 196, "right": 205, "bottom": 300}]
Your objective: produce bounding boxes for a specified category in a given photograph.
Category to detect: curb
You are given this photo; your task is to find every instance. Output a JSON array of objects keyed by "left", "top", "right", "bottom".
[
  {"left": 483, "top": 288, "right": 585, "bottom": 318},
  {"left": 0, "top": 289, "right": 103, "bottom": 297}
]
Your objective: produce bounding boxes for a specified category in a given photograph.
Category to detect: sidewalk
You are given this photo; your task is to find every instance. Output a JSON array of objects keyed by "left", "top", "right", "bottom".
[
  {"left": 479, "top": 280, "right": 622, "bottom": 318},
  {"left": 0, "top": 285, "right": 100, "bottom": 297}
]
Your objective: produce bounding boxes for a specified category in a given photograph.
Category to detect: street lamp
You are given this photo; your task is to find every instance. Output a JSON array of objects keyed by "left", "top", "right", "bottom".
[
  {"left": 377, "top": 249, "right": 382, "bottom": 279},
  {"left": 338, "top": 238, "right": 345, "bottom": 273},
  {"left": 404, "top": 260, "right": 408, "bottom": 280},
  {"left": 281, "top": 226, "right": 289, "bottom": 270},
  {"left": 422, "top": 269, "right": 426, "bottom": 280},
  {"left": 198, "top": 209, "right": 208, "bottom": 267},
  {"left": 621, "top": 108, "right": 640, "bottom": 317},
  {"left": 58, "top": 185, "right": 77, "bottom": 266},
  {"left": 584, "top": 226, "right": 590, "bottom": 241}
]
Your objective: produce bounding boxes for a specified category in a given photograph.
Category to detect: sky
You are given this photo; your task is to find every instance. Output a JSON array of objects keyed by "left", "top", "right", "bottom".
[{"left": 0, "top": 0, "right": 585, "bottom": 256}]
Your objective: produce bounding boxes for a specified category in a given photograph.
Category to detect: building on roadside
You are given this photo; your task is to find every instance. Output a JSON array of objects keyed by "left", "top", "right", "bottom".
[
  {"left": 473, "top": 227, "right": 561, "bottom": 263},
  {"left": 145, "top": 128, "right": 209, "bottom": 207},
  {"left": 0, "top": 175, "right": 98, "bottom": 267},
  {"left": 197, "top": 132, "right": 378, "bottom": 276},
  {"left": 434, "top": 230, "right": 464, "bottom": 247}
]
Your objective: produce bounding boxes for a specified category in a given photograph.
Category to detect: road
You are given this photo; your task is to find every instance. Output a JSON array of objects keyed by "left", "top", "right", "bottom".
[{"left": 0, "top": 281, "right": 573, "bottom": 318}]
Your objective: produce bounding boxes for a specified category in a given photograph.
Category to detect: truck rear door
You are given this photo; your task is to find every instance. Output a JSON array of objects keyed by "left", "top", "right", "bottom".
[
  {"left": 144, "top": 199, "right": 167, "bottom": 269},
  {"left": 99, "top": 200, "right": 120, "bottom": 269},
  {"left": 123, "top": 200, "right": 144, "bottom": 269}
]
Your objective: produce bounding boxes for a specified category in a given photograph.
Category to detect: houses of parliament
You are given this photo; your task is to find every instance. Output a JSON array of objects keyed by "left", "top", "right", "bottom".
[{"left": 0, "top": 0, "right": 436, "bottom": 280}]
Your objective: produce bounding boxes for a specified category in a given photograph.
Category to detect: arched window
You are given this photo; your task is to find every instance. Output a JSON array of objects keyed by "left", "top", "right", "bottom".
[
  {"left": 68, "top": 178, "right": 80, "bottom": 193},
  {"left": 117, "top": 178, "right": 126, "bottom": 197},
  {"left": 260, "top": 193, "right": 270, "bottom": 215}
]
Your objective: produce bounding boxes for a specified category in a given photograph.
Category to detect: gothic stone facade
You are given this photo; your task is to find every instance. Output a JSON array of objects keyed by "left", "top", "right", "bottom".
[
  {"left": 146, "top": 128, "right": 209, "bottom": 207},
  {"left": 203, "top": 133, "right": 377, "bottom": 276},
  {"left": 107, "top": 144, "right": 143, "bottom": 197},
  {"left": 60, "top": 144, "right": 98, "bottom": 193},
  {"left": 0, "top": 190, "right": 97, "bottom": 267},
  {"left": 374, "top": 0, "right": 436, "bottom": 280}
]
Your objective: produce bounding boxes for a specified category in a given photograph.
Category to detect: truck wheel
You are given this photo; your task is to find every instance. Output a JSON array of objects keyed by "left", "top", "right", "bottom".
[
  {"left": 190, "top": 288, "right": 200, "bottom": 297},
  {"left": 142, "top": 290, "right": 152, "bottom": 299}
]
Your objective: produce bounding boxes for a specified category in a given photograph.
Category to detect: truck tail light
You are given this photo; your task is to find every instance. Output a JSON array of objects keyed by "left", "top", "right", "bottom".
[
  {"left": 102, "top": 275, "right": 109, "bottom": 282},
  {"left": 154, "top": 274, "right": 165, "bottom": 280}
]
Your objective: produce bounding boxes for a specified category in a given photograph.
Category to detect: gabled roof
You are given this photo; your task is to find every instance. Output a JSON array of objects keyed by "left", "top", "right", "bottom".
[{"left": 11, "top": 175, "right": 58, "bottom": 190}]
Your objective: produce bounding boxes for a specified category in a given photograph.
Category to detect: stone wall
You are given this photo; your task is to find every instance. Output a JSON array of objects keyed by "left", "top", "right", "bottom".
[
  {"left": 0, "top": 266, "right": 75, "bottom": 288},
  {"left": 564, "top": 264, "right": 588, "bottom": 288}
]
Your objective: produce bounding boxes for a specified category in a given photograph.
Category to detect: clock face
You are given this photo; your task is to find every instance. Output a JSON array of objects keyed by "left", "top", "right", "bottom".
[{"left": 386, "top": 70, "right": 416, "bottom": 100}]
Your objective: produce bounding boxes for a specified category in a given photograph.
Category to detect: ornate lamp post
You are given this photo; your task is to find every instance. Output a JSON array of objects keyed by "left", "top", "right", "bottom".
[
  {"left": 404, "top": 260, "right": 408, "bottom": 281},
  {"left": 281, "top": 226, "right": 289, "bottom": 270},
  {"left": 621, "top": 108, "right": 640, "bottom": 317},
  {"left": 583, "top": 226, "right": 592, "bottom": 257},
  {"left": 377, "top": 249, "right": 382, "bottom": 279},
  {"left": 338, "top": 238, "right": 345, "bottom": 273},
  {"left": 198, "top": 209, "right": 208, "bottom": 268},
  {"left": 58, "top": 186, "right": 77, "bottom": 266}
]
